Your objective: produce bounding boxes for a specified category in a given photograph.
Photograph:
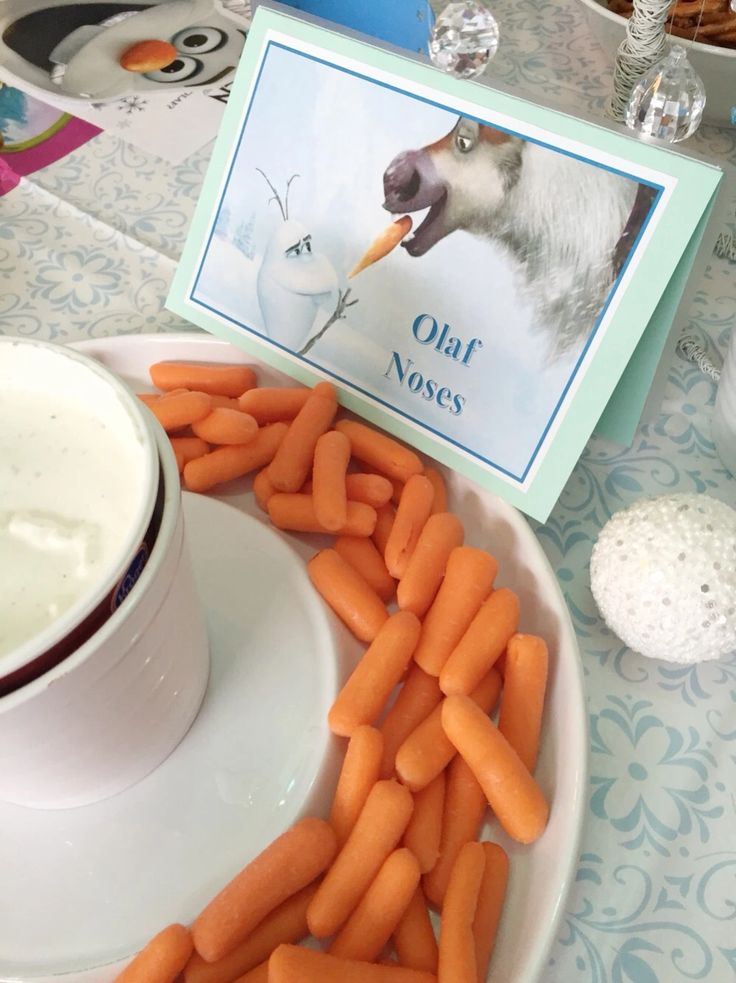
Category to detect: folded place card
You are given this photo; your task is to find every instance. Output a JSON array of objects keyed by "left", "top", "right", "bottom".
[{"left": 167, "top": 2, "right": 724, "bottom": 521}]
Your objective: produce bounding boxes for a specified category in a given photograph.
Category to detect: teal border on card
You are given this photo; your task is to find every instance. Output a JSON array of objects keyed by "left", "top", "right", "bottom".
[{"left": 167, "top": 5, "right": 723, "bottom": 520}]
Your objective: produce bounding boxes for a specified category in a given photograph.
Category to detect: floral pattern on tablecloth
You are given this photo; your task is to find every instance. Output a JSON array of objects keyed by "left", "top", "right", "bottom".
[{"left": 2, "top": 1, "right": 736, "bottom": 980}]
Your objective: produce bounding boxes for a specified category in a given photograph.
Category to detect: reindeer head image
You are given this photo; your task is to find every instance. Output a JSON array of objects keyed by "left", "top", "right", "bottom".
[{"left": 382, "top": 117, "right": 522, "bottom": 257}]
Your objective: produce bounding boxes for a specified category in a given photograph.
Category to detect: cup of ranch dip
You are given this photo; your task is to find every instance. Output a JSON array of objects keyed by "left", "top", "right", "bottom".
[{"left": 0, "top": 337, "right": 209, "bottom": 808}]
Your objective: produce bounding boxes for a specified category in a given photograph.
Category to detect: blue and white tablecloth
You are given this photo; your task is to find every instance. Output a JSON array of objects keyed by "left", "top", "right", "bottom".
[{"left": 2, "top": 2, "right": 735, "bottom": 980}]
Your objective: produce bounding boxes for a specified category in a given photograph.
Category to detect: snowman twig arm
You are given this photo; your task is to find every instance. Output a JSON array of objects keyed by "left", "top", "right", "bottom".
[{"left": 299, "top": 288, "right": 359, "bottom": 356}]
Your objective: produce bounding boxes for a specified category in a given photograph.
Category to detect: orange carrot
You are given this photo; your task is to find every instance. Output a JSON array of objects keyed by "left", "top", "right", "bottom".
[
  {"left": 373, "top": 503, "right": 396, "bottom": 557},
  {"left": 150, "top": 390, "right": 212, "bottom": 432},
  {"left": 307, "top": 780, "right": 414, "bottom": 938},
  {"left": 497, "top": 633, "right": 549, "bottom": 773},
  {"left": 268, "top": 384, "right": 337, "bottom": 492},
  {"left": 329, "top": 848, "right": 421, "bottom": 961},
  {"left": 437, "top": 841, "right": 485, "bottom": 983},
  {"left": 183, "top": 884, "right": 317, "bottom": 983},
  {"left": 379, "top": 666, "right": 442, "bottom": 779},
  {"left": 424, "top": 468, "right": 448, "bottom": 515},
  {"left": 207, "top": 393, "right": 244, "bottom": 411},
  {"left": 412, "top": 548, "right": 497, "bottom": 676},
  {"left": 439, "top": 588, "right": 520, "bottom": 697},
  {"left": 308, "top": 549, "right": 388, "bottom": 643},
  {"left": 170, "top": 436, "right": 210, "bottom": 473},
  {"left": 192, "top": 817, "right": 337, "bottom": 963},
  {"left": 113, "top": 924, "right": 193, "bottom": 983},
  {"left": 137, "top": 392, "right": 160, "bottom": 407},
  {"left": 346, "top": 473, "right": 394, "bottom": 508},
  {"left": 252, "top": 467, "right": 277, "bottom": 512},
  {"left": 349, "top": 216, "right": 413, "bottom": 279},
  {"left": 403, "top": 771, "right": 445, "bottom": 874},
  {"left": 393, "top": 886, "right": 439, "bottom": 974},
  {"left": 335, "top": 536, "right": 396, "bottom": 602},
  {"left": 328, "top": 611, "right": 421, "bottom": 736},
  {"left": 335, "top": 420, "right": 423, "bottom": 484},
  {"left": 396, "top": 513, "right": 464, "bottom": 619},
  {"left": 192, "top": 407, "right": 259, "bottom": 446},
  {"left": 268, "top": 495, "right": 376, "bottom": 537},
  {"left": 473, "top": 842, "right": 509, "bottom": 982},
  {"left": 268, "top": 945, "right": 437, "bottom": 982},
  {"left": 238, "top": 387, "right": 311, "bottom": 423},
  {"left": 441, "top": 695, "right": 549, "bottom": 844},
  {"left": 313, "top": 430, "right": 351, "bottom": 532},
  {"left": 233, "top": 962, "right": 268, "bottom": 983},
  {"left": 422, "top": 756, "right": 487, "bottom": 909},
  {"left": 150, "top": 361, "right": 256, "bottom": 397},
  {"left": 183, "top": 423, "right": 288, "bottom": 493},
  {"left": 329, "top": 725, "right": 384, "bottom": 847},
  {"left": 395, "top": 669, "right": 501, "bottom": 793},
  {"left": 384, "top": 475, "right": 435, "bottom": 579}
]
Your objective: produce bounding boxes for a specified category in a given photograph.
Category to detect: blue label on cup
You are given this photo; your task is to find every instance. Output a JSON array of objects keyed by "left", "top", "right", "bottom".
[{"left": 112, "top": 543, "right": 149, "bottom": 611}]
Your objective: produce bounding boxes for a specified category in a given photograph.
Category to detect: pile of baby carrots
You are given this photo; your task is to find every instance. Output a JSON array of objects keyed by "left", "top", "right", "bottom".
[{"left": 121, "top": 361, "right": 552, "bottom": 983}]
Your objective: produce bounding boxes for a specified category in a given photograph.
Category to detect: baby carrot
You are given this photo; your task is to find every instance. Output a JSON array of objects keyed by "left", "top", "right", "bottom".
[
  {"left": 192, "top": 817, "right": 337, "bottom": 963},
  {"left": 308, "top": 549, "right": 388, "bottom": 643},
  {"left": 335, "top": 420, "right": 423, "bottom": 484},
  {"left": 412, "top": 548, "right": 497, "bottom": 676},
  {"left": 328, "top": 611, "right": 422, "bottom": 736},
  {"left": 473, "top": 842, "right": 509, "bottom": 983},
  {"left": 396, "top": 669, "right": 502, "bottom": 793},
  {"left": 424, "top": 467, "right": 448, "bottom": 515},
  {"left": 252, "top": 467, "right": 277, "bottom": 512},
  {"left": 313, "top": 430, "right": 351, "bottom": 532},
  {"left": 183, "top": 884, "right": 317, "bottom": 983},
  {"left": 113, "top": 924, "right": 193, "bottom": 983},
  {"left": 307, "top": 779, "right": 414, "bottom": 938},
  {"left": 423, "top": 756, "right": 487, "bottom": 909},
  {"left": 150, "top": 390, "right": 212, "bottom": 432},
  {"left": 170, "top": 436, "right": 210, "bottom": 473},
  {"left": 379, "top": 665, "right": 442, "bottom": 779},
  {"left": 441, "top": 695, "right": 549, "bottom": 844},
  {"left": 233, "top": 962, "right": 268, "bottom": 983},
  {"left": 268, "top": 945, "right": 437, "bottom": 983},
  {"left": 137, "top": 392, "right": 160, "bottom": 407},
  {"left": 439, "top": 588, "right": 520, "bottom": 697},
  {"left": 150, "top": 360, "right": 256, "bottom": 397},
  {"left": 329, "top": 725, "right": 384, "bottom": 847},
  {"left": 268, "top": 384, "right": 337, "bottom": 492},
  {"left": 384, "top": 475, "right": 435, "bottom": 579},
  {"left": 268, "top": 495, "right": 377, "bottom": 537},
  {"left": 396, "top": 513, "right": 464, "bottom": 619},
  {"left": 207, "top": 394, "right": 243, "bottom": 411},
  {"left": 238, "top": 387, "right": 311, "bottom": 423},
  {"left": 192, "top": 407, "right": 259, "bottom": 446},
  {"left": 373, "top": 503, "right": 396, "bottom": 557},
  {"left": 497, "top": 633, "right": 549, "bottom": 773},
  {"left": 437, "top": 841, "right": 485, "bottom": 983},
  {"left": 328, "top": 848, "right": 421, "bottom": 961},
  {"left": 349, "top": 216, "right": 413, "bottom": 279},
  {"left": 393, "top": 886, "right": 439, "bottom": 973},
  {"left": 335, "top": 536, "right": 396, "bottom": 603},
  {"left": 346, "top": 473, "right": 394, "bottom": 508},
  {"left": 183, "top": 423, "right": 288, "bottom": 493},
  {"left": 403, "top": 771, "right": 445, "bottom": 873}
]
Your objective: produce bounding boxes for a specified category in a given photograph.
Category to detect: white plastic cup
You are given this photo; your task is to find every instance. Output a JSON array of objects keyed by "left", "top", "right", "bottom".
[{"left": 713, "top": 327, "right": 736, "bottom": 477}]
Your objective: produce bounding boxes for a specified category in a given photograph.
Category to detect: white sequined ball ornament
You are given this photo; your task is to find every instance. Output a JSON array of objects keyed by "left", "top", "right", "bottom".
[{"left": 590, "top": 493, "right": 736, "bottom": 663}]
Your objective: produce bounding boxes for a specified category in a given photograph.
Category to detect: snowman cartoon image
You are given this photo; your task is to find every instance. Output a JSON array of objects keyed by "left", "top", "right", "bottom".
[
  {"left": 255, "top": 171, "right": 344, "bottom": 354},
  {"left": 0, "top": 0, "right": 247, "bottom": 102}
]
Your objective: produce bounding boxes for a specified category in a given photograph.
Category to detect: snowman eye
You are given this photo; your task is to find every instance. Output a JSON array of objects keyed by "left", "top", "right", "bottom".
[
  {"left": 171, "top": 27, "right": 226, "bottom": 53},
  {"left": 144, "top": 56, "right": 202, "bottom": 83}
]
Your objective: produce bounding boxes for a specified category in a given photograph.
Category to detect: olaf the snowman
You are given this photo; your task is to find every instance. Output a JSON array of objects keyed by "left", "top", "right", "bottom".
[
  {"left": 0, "top": 0, "right": 247, "bottom": 102},
  {"left": 256, "top": 172, "right": 339, "bottom": 353}
]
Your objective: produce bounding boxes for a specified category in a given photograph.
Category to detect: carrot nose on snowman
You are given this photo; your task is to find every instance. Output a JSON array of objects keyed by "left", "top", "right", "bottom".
[{"left": 120, "top": 40, "right": 178, "bottom": 73}]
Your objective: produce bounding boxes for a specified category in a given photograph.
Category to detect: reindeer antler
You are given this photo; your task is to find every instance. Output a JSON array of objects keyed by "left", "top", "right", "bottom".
[
  {"left": 256, "top": 167, "right": 287, "bottom": 221},
  {"left": 284, "top": 174, "right": 300, "bottom": 221}
]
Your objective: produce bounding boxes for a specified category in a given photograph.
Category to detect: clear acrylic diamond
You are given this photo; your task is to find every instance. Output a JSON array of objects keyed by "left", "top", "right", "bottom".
[
  {"left": 429, "top": 1, "right": 499, "bottom": 80},
  {"left": 624, "top": 46, "right": 705, "bottom": 144}
]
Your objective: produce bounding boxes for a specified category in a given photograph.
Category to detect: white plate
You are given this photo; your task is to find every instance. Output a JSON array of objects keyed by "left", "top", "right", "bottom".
[{"left": 3, "top": 332, "right": 587, "bottom": 983}]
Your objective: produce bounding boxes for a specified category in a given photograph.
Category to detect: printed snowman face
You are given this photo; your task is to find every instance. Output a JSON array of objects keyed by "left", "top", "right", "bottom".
[
  {"left": 257, "top": 219, "right": 338, "bottom": 351},
  {"left": 0, "top": 0, "right": 247, "bottom": 101}
]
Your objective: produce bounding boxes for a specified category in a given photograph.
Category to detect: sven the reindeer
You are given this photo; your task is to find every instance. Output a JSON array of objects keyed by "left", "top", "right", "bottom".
[{"left": 383, "top": 117, "right": 653, "bottom": 358}]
